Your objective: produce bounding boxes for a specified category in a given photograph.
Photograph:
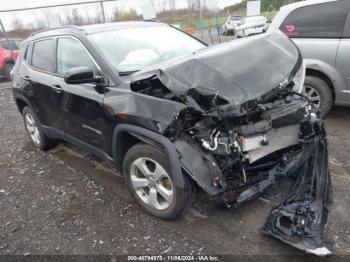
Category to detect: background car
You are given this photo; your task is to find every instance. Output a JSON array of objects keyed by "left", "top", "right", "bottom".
[
  {"left": 268, "top": 0, "right": 350, "bottom": 116},
  {"left": 235, "top": 16, "right": 267, "bottom": 37},
  {"left": 222, "top": 15, "right": 244, "bottom": 35},
  {"left": 0, "top": 38, "right": 21, "bottom": 80}
]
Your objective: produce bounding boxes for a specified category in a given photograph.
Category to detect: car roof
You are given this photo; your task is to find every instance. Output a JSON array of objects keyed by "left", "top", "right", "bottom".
[
  {"left": 244, "top": 16, "right": 266, "bottom": 20},
  {"left": 24, "top": 21, "right": 167, "bottom": 43},
  {"left": 268, "top": 0, "right": 339, "bottom": 31}
]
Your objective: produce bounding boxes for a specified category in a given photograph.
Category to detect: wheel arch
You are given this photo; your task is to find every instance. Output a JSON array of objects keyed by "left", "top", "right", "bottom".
[
  {"left": 15, "top": 98, "right": 29, "bottom": 113},
  {"left": 112, "top": 124, "right": 185, "bottom": 189},
  {"left": 5, "top": 60, "right": 15, "bottom": 65},
  {"left": 306, "top": 68, "right": 335, "bottom": 104}
]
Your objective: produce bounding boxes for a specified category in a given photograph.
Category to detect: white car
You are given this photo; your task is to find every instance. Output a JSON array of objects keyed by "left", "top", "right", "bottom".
[
  {"left": 222, "top": 15, "right": 244, "bottom": 35},
  {"left": 235, "top": 16, "right": 268, "bottom": 37}
]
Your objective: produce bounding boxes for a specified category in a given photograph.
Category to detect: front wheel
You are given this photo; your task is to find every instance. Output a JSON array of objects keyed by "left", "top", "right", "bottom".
[
  {"left": 123, "top": 143, "right": 193, "bottom": 220},
  {"left": 304, "top": 75, "right": 333, "bottom": 117}
]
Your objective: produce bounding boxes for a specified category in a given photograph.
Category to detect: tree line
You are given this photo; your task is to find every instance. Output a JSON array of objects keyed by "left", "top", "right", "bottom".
[{"left": 227, "top": 0, "right": 302, "bottom": 13}]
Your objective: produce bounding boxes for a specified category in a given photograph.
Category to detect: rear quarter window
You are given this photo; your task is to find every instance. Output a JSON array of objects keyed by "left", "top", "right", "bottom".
[
  {"left": 32, "top": 38, "right": 56, "bottom": 73},
  {"left": 24, "top": 43, "right": 33, "bottom": 64},
  {"left": 280, "top": 1, "right": 350, "bottom": 38}
]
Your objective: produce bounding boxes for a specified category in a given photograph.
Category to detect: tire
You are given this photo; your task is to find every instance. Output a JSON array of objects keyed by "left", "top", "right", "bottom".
[
  {"left": 22, "top": 106, "right": 55, "bottom": 150},
  {"left": 304, "top": 75, "right": 333, "bottom": 117},
  {"left": 3, "top": 63, "right": 14, "bottom": 81},
  {"left": 123, "top": 143, "right": 192, "bottom": 220}
]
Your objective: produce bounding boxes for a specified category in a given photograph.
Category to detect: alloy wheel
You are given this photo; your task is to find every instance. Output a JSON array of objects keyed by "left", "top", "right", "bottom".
[
  {"left": 25, "top": 113, "right": 41, "bottom": 145},
  {"left": 130, "top": 157, "right": 174, "bottom": 210},
  {"left": 305, "top": 85, "right": 321, "bottom": 107}
]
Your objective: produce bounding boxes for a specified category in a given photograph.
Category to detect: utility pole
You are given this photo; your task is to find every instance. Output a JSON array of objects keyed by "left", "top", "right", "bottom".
[
  {"left": 0, "top": 19, "right": 9, "bottom": 43},
  {"left": 198, "top": 0, "right": 204, "bottom": 41},
  {"left": 100, "top": 1, "right": 106, "bottom": 23}
]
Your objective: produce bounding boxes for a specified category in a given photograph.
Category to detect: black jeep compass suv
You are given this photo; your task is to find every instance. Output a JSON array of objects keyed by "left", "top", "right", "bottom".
[{"left": 12, "top": 21, "right": 333, "bottom": 255}]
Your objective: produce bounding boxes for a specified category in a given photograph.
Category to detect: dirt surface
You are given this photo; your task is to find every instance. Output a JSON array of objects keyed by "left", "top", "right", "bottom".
[{"left": 1, "top": 80, "right": 350, "bottom": 257}]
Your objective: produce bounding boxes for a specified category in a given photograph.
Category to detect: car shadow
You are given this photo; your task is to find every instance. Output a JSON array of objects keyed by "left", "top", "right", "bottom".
[{"left": 328, "top": 106, "right": 350, "bottom": 117}]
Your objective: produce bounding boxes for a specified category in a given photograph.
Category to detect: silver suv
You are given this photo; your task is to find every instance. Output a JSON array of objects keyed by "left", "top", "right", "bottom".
[{"left": 268, "top": 0, "right": 350, "bottom": 116}]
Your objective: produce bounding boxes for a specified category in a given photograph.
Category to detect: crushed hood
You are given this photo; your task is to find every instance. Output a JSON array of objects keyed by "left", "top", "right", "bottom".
[{"left": 132, "top": 31, "right": 301, "bottom": 109}]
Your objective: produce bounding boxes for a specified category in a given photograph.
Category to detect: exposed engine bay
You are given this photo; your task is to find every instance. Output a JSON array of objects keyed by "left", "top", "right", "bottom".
[{"left": 126, "top": 31, "right": 332, "bottom": 256}]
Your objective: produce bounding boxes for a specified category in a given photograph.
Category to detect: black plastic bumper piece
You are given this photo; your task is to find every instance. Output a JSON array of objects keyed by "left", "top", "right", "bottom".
[{"left": 262, "top": 121, "right": 333, "bottom": 256}]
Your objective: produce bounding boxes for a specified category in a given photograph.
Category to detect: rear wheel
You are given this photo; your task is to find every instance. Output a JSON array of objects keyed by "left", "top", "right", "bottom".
[
  {"left": 123, "top": 143, "right": 192, "bottom": 220},
  {"left": 304, "top": 75, "right": 333, "bottom": 117},
  {"left": 22, "top": 107, "right": 55, "bottom": 150}
]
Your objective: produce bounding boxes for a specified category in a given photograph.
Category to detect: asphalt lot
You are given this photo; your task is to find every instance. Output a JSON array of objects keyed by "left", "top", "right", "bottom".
[{"left": 1, "top": 77, "right": 350, "bottom": 257}]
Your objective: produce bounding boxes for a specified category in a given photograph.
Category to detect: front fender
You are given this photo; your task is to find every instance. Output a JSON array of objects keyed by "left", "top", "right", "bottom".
[{"left": 112, "top": 124, "right": 185, "bottom": 189}]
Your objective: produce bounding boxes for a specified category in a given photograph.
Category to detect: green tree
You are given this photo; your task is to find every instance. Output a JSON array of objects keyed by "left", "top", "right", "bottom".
[{"left": 227, "top": 0, "right": 303, "bottom": 13}]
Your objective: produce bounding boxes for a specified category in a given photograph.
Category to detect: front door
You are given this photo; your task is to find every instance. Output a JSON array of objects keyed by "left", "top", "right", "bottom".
[{"left": 54, "top": 37, "right": 108, "bottom": 151}]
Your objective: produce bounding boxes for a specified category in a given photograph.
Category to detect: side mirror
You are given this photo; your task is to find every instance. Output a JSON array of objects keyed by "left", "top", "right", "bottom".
[{"left": 64, "top": 67, "right": 95, "bottom": 85}]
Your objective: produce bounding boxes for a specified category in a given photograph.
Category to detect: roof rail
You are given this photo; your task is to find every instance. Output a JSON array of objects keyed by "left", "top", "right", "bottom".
[{"left": 30, "top": 25, "right": 83, "bottom": 37}]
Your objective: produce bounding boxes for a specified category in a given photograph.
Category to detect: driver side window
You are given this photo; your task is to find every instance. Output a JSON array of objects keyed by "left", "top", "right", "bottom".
[{"left": 57, "top": 37, "right": 95, "bottom": 76}]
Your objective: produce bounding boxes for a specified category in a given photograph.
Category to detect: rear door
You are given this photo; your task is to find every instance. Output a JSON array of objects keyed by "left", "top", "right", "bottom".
[
  {"left": 19, "top": 38, "right": 65, "bottom": 129},
  {"left": 53, "top": 36, "right": 108, "bottom": 151},
  {"left": 336, "top": 10, "right": 350, "bottom": 103}
]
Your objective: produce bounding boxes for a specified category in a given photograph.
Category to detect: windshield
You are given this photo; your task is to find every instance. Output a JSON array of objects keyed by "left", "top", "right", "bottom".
[{"left": 88, "top": 26, "right": 205, "bottom": 73}]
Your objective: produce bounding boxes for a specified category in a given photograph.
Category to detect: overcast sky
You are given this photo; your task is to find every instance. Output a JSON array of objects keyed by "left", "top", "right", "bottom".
[{"left": 0, "top": 0, "right": 241, "bottom": 30}]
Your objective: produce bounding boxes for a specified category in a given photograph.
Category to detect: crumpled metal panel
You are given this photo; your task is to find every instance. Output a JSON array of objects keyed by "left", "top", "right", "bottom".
[{"left": 132, "top": 31, "right": 299, "bottom": 110}]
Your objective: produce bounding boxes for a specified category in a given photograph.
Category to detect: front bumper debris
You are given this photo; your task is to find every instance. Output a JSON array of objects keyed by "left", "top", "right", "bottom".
[
  {"left": 262, "top": 120, "right": 332, "bottom": 256},
  {"left": 231, "top": 118, "right": 332, "bottom": 255}
]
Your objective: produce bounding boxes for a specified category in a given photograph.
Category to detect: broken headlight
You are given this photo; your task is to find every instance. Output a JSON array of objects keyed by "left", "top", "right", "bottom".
[{"left": 292, "top": 60, "right": 306, "bottom": 94}]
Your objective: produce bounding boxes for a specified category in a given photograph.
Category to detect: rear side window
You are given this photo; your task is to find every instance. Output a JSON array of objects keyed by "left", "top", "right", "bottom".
[
  {"left": 280, "top": 1, "right": 350, "bottom": 38},
  {"left": 25, "top": 43, "right": 33, "bottom": 64},
  {"left": 32, "top": 39, "right": 56, "bottom": 73}
]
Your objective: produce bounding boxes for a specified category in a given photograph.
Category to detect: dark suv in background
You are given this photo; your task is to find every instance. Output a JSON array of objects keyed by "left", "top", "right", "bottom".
[
  {"left": 269, "top": 0, "right": 350, "bottom": 116},
  {"left": 12, "top": 21, "right": 333, "bottom": 255}
]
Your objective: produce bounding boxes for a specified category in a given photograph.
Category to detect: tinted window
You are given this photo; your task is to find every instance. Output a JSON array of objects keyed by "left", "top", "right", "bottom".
[
  {"left": 32, "top": 39, "right": 56, "bottom": 73},
  {"left": 280, "top": 1, "right": 350, "bottom": 38},
  {"left": 57, "top": 38, "right": 95, "bottom": 76}
]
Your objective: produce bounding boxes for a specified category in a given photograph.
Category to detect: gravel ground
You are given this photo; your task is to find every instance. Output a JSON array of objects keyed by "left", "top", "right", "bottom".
[{"left": 1, "top": 80, "right": 350, "bottom": 257}]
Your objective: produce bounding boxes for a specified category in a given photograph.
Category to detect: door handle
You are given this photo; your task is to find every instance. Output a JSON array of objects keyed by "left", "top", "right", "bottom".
[
  {"left": 51, "top": 84, "right": 63, "bottom": 93},
  {"left": 23, "top": 75, "right": 30, "bottom": 80}
]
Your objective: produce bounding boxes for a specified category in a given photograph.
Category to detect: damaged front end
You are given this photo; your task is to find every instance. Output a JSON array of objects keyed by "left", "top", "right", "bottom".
[
  {"left": 129, "top": 31, "right": 332, "bottom": 255},
  {"left": 171, "top": 94, "right": 332, "bottom": 256}
]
